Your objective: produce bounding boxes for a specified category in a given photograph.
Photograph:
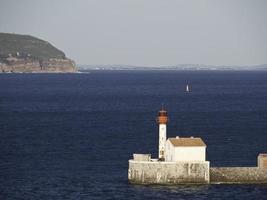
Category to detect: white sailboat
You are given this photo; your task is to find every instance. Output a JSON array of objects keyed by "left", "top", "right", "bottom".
[{"left": 186, "top": 84, "right": 190, "bottom": 92}]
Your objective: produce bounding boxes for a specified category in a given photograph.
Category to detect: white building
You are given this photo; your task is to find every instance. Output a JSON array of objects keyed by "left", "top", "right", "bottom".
[{"left": 165, "top": 136, "right": 206, "bottom": 162}]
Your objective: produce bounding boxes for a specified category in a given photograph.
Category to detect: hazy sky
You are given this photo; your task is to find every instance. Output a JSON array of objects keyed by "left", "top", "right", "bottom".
[{"left": 0, "top": 0, "right": 266, "bottom": 66}]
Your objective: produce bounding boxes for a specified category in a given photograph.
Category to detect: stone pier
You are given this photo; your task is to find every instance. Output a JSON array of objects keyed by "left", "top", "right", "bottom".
[
  {"left": 128, "top": 153, "right": 267, "bottom": 185},
  {"left": 128, "top": 159, "right": 210, "bottom": 184},
  {"left": 210, "top": 167, "right": 267, "bottom": 184},
  {"left": 210, "top": 154, "right": 267, "bottom": 184}
]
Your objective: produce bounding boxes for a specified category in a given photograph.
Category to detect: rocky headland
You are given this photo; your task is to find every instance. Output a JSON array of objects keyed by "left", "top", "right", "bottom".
[{"left": 0, "top": 33, "right": 76, "bottom": 73}]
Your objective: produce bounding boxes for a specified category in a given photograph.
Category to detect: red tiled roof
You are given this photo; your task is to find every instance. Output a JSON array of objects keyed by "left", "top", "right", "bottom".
[{"left": 168, "top": 137, "right": 206, "bottom": 147}]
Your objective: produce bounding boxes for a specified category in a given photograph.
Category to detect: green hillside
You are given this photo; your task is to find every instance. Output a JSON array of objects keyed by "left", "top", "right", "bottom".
[{"left": 0, "top": 33, "right": 65, "bottom": 61}]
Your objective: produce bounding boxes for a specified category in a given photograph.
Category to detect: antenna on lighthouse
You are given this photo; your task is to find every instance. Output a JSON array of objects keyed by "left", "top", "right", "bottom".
[{"left": 156, "top": 107, "right": 168, "bottom": 161}]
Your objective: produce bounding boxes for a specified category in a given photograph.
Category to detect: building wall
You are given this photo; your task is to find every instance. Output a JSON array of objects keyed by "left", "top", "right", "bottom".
[
  {"left": 174, "top": 147, "right": 206, "bottom": 161},
  {"left": 133, "top": 154, "right": 151, "bottom": 162},
  {"left": 258, "top": 154, "right": 267, "bottom": 169},
  {"left": 128, "top": 160, "right": 210, "bottom": 184},
  {"left": 165, "top": 140, "right": 206, "bottom": 162},
  {"left": 165, "top": 140, "right": 175, "bottom": 161}
]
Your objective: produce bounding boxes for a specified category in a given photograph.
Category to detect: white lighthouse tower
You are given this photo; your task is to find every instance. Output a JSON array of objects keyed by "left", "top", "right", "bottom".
[{"left": 156, "top": 108, "right": 168, "bottom": 161}]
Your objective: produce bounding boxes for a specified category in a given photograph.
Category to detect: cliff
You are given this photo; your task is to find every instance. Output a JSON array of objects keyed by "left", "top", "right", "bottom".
[{"left": 0, "top": 33, "right": 76, "bottom": 72}]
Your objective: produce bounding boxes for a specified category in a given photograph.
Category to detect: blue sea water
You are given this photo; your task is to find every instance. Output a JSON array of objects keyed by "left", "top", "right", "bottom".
[{"left": 0, "top": 70, "right": 267, "bottom": 200}]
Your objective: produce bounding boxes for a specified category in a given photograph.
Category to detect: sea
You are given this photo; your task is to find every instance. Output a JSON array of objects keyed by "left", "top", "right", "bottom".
[{"left": 0, "top": 70, "right": 267, "bottom": 200}]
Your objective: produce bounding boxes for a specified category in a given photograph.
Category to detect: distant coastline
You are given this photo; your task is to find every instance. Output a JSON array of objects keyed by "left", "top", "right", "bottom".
[
  {"left": 77, "top": 64, "right": 267, "bottom": 71},
  {"left": 0, "top": 33, "right": 76, "bottom": 73}
]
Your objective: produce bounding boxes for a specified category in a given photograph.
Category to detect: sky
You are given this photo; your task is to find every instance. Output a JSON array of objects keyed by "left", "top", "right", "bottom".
[{"left": 0, "top": 0, "right": 266, "bottom": 66}]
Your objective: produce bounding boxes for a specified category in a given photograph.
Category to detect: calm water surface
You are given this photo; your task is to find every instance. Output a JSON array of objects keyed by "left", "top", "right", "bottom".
[{"left": 0, "top": 71, "right": 267, "bottom": 199}]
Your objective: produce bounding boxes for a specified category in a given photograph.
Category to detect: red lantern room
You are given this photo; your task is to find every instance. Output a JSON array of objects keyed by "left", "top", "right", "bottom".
[{"left": 156, "top": 109, "right": 168, "bottom": 124}]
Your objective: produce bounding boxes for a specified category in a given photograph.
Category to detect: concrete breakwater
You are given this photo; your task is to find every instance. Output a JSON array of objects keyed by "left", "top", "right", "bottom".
[
  {"left": 210, "top": 167, "right": 267, "bottom": 184},
  {"left": 128, "top": 110, "right": 267, "bottom": 185},
  {"left": 128, "top": 160, "right": 210, "bottom": 184},
  {"left": 128, "top": 154, "right": 267, "bottom": 185}
]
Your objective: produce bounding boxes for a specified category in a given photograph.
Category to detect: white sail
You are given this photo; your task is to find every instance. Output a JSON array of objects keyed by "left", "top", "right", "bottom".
[{"left": 186, "top": 84, "right": 189, "bottom": 92}]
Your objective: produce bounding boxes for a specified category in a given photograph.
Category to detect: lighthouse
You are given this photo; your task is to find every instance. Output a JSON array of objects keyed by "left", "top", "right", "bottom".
[
  {"left": 156, "top": 108, "right": 168, "bottom": 160},
  {"left": 128, "top": 109, "right": 211, "bottom": 184}
]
